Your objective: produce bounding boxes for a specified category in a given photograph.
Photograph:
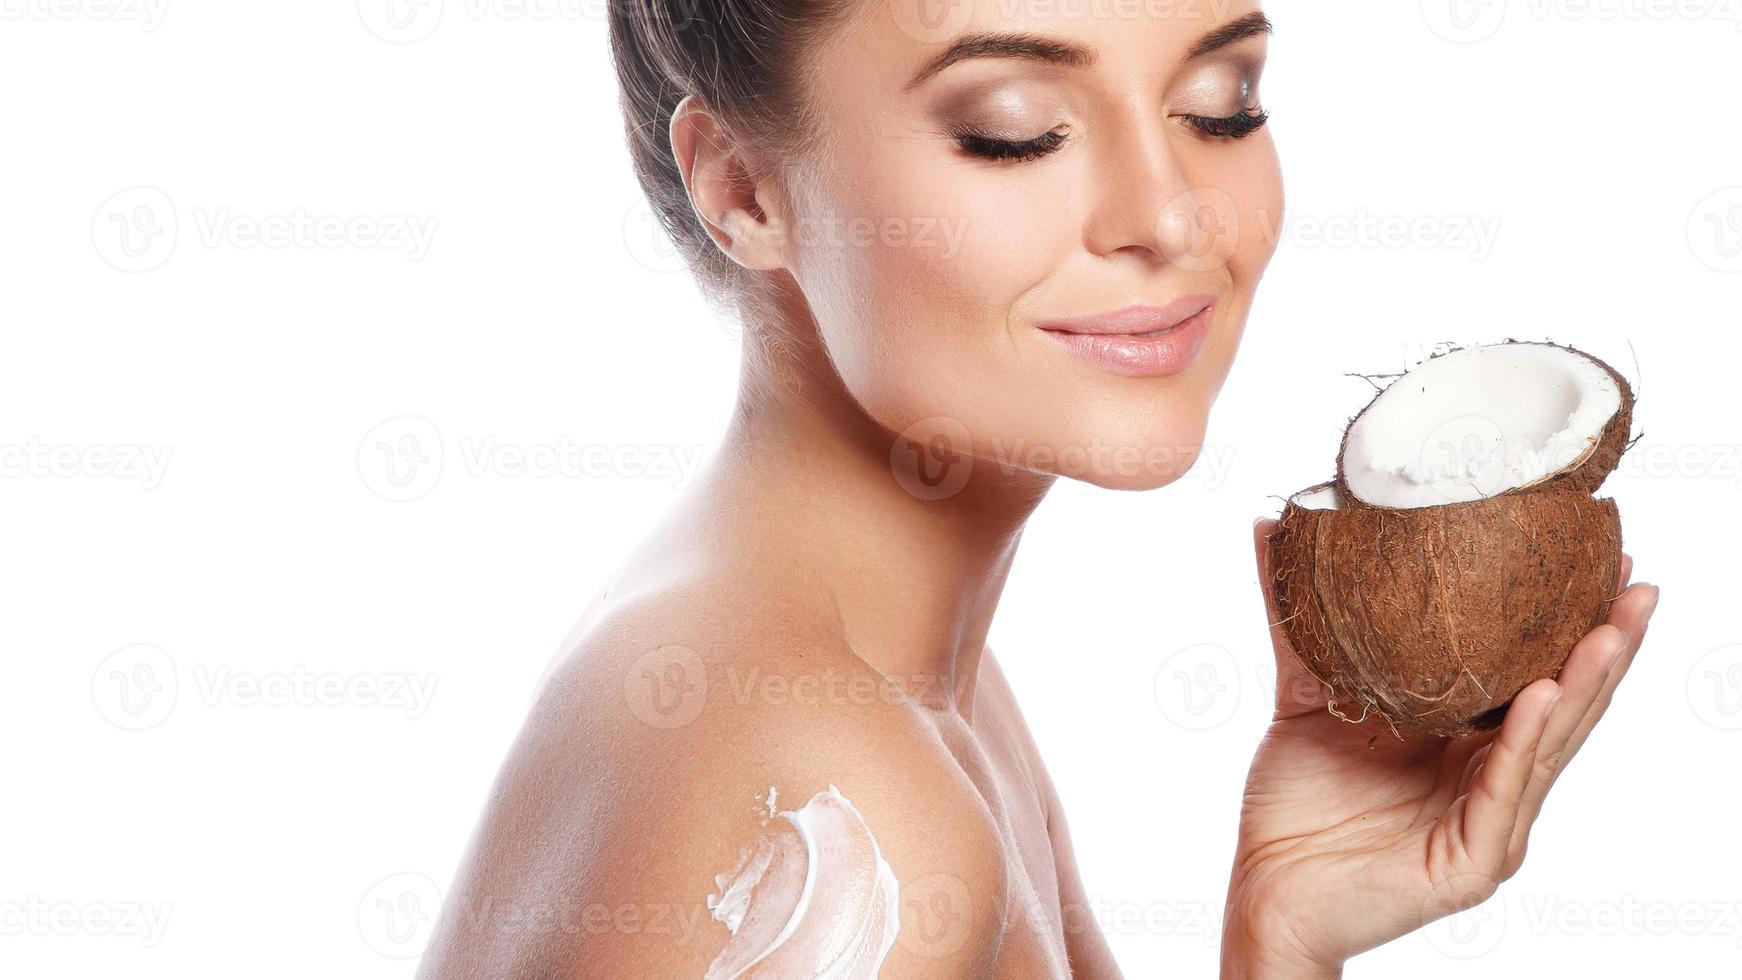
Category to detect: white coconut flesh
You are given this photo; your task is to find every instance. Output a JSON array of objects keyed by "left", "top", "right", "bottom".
[
  {"left": 1340, "top": 344, "right": 1622, "bottom": 509},
  {"left": 1291, "top": 484, "right": 1342, "bottom": 510}
]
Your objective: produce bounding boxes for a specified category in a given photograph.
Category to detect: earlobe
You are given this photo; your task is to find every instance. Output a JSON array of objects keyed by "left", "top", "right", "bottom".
[{"left": 668, "top": 95, "right": 789, "bottom": 273}]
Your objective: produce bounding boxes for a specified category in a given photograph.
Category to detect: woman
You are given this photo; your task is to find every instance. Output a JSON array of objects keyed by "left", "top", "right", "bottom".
[{"left": 416, "top": 2, "right": 1660, "bottom": 977}]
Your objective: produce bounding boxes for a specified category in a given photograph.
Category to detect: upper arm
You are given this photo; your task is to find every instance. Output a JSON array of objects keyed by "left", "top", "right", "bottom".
[
  {"left": 1043, "top": 786, "right": 1125, "bottom": 980},
  {"left": 416, "top": 629, "right": 1012, "bottom": 980},
  {"left": 976, "top": 654, "right": 1123, "bottom": 980}
]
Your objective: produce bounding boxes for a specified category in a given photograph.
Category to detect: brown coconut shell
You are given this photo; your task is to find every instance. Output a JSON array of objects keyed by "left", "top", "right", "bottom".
[
  {"left": 1269, "top": 484, "right": 1623, "bottom": 737},
  {"left": 1270, "top": 482, "right": 1363, "bottom": 710},
  {"left": 1333, "top": 340, "right": 1635, "bottom": 506}
]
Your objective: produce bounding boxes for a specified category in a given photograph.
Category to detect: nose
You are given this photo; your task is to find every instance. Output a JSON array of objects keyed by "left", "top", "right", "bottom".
[{"left": 1082, "top": 119, "right": 1238, "bottom": 273}]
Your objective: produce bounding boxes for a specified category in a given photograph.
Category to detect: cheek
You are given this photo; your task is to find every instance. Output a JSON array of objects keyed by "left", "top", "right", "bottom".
[
  {"left": 1174, "top": 138, "right": 1283, "bottom": 378},
  {"left": 1226, "top": 137, "right": 1285, "bottom": 282},
  {"left": 794, "top": 149, "right": 1068, "bottom": 427}
]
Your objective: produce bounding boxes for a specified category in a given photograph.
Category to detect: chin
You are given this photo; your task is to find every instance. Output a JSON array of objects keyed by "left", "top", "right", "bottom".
[
  {"left": 1067, "top": 446, "right": 1204, "bottom": 491},
  {"left": 1014, "top": 419, "right": 1210, "bottom": 492}
]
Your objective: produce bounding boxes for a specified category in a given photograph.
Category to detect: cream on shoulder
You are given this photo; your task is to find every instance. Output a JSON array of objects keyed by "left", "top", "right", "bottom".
[{"left": 704, "top": 785, "right": 899, "bottom": 979}]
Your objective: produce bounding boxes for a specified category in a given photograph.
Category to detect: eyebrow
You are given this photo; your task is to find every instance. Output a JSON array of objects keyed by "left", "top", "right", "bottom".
[
  {"left": 1187, "top": 11, "right": 1273, "bottom": 58},
  {"left": 903, "top": 12, "right": 1273, "bottom": 91}
]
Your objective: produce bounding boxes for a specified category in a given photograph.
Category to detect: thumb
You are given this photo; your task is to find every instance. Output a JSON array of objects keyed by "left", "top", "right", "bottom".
[{"left": 1253, "top": 516, "right": 1330, "bottom": 716}]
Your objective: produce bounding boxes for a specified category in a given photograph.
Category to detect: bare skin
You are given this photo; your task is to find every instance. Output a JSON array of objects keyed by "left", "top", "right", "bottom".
[
  {"left": 415, "top": 1, "right": 1661, "bottom": 977},
  {"left": 416, "top": 366, "right": 1123, "bottom": 978}
]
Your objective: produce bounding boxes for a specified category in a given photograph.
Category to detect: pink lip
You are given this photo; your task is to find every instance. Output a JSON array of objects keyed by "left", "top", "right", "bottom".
[{"left": 1036, "top": 296, "right": 1215, "bottom": 378}]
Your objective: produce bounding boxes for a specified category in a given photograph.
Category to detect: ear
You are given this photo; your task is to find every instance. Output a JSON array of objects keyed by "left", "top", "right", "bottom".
[{"left": 668, "top": 95, "right": 791, "bottom": 273}]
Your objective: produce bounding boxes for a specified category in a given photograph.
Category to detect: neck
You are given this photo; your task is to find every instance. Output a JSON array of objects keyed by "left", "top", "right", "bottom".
[{"left": 665, "top": 327, "right": 1053, "bottom": 719}]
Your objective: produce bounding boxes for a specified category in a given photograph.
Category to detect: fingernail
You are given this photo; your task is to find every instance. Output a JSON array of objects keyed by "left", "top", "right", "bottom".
[{"left": 1643, "top": 585, "right": 1660, "bottom": 617}]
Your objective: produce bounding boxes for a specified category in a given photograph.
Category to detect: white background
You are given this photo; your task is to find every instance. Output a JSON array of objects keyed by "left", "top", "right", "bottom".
[{"left": 3, "top": 1, "right": 1740, "bottom": 977}]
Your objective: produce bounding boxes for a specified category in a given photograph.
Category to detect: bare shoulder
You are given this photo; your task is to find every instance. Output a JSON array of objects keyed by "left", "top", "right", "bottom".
[
  {"left": 973, "top": 650, "right": 1124, "bottom": 980},
  {"left": 417, "top": 577, "right": 1012, "bottom": 979}
]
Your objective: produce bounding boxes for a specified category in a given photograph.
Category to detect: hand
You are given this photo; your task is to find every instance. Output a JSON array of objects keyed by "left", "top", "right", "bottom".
[{"left": 1220, "top": 517, "right": 1661, "bottom": 977}]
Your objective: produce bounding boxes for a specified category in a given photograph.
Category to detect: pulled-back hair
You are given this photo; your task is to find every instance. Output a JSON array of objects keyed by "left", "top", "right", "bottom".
[{"left": 608, "top": 0, "right": 857, "bottom": 311}]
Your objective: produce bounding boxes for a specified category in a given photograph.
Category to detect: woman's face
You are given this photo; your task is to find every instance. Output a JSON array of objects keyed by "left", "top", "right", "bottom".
[{"left": 777, "top": 0, "right": 1282, "bottom": 490}]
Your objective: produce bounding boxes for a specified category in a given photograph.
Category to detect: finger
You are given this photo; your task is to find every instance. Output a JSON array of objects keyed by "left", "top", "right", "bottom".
[
  {"left": 1455, "top": 739, "right": 1495, "bottom": 800},
  {"left": 1507, "top": 583, "right": 1658, "bottom": 858},
  {"left": 1253, "top": 517, "right": 1277, "bottom": 576},
  {"left": 1546, "top": 581, "right": 1659, "bottom": 764},
  {"left": 1617, "top": 552, "right": 1633, "bottom": 593},
  {"left": 1505, "top": 623, "right": 1630, "bottom": 861},
  {"left": 1454, "top": 678, "right": 1559, "bottom": 875},
  {"left": 1253, "top": 517, "right": 1329, "bottom": 714},
  {"left": 1557, "top": 583, "right": 1659, "bottom": 756},
  {"left": 1252, "top": 519, "right": 1281, "bottom": 647}
]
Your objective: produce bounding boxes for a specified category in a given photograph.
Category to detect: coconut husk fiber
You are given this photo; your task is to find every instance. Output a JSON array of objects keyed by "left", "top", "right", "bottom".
[{"left": 1271, "top": 484, "right": 1623, "bottom": 737}]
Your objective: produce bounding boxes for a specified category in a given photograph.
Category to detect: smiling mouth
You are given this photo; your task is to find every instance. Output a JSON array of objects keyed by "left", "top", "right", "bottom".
[
  {"left": 1122, "top": 317, "right": 1197, "bottom": 338},
  {"left": 1035, "top": 299, "right": 1215, "bottom": 379},
  {"left": 1036, "top": 296, "right": 1216, "bottom": 338},
  {"left": 1040, "top": 305, "right": 1213, "bottom": 339}
]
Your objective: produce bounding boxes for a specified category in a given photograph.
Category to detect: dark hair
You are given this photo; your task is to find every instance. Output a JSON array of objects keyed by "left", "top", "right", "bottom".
[{"left": 609, "top": 0, "right": 856, "bottom": 311}]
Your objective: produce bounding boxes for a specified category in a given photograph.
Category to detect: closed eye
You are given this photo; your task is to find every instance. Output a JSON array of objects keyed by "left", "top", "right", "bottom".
[
  {"left": 1179, "top": 108, "right": 1269, "bottom": 140},
  {"left": 951, "top": 124, "right": 1071, "bottom": 162}
]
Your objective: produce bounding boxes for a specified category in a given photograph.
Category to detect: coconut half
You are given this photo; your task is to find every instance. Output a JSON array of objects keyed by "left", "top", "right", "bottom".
[
  {"left": 1336, "top": 341, "right": 1633, "bottom": 509},
  {"left": 1270, "top": 341, "right": 1634, "bottom": 738}
]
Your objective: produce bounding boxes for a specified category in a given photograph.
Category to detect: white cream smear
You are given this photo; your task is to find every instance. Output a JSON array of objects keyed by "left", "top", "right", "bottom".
[{"left": 704, "top": 785, "right": 900, "bottom": 980}]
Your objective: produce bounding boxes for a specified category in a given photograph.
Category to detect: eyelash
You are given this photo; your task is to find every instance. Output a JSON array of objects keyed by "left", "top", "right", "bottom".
[
  {"left": 951, "top": 124, "right": 1071, "bottom": 162},
  {"left": 951, "top": 107, "right": 1269, "bottom": 162},
  {"left": 1185, "top": 107, "right": 1270, "bottom": 139}
]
